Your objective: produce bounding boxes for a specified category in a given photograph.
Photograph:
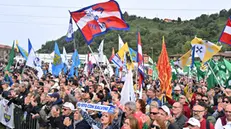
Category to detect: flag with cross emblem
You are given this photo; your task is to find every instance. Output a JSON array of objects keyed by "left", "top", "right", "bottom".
[{"left": 191, "top": 37, "right": 221, "bottom": 63}]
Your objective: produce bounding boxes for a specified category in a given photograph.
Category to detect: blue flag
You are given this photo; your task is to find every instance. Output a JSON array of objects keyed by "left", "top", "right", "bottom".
[
  {"left": 52, "top": 42, "right": 63, "bottom": 76},
  {"left": 28, "top": 39, "right": 32, "bottom": 54},
  {"left": 17, "top": 45, "right": 28, "bottom": 60},
  {"left": 129, "top": 48, "right": 137, "bottom": 62},
  {"left": 66, "top": 16, "right": 74, "bottom": 42},
  {"left": 69, "top": 49, "right": 80, "bottom": 77}
]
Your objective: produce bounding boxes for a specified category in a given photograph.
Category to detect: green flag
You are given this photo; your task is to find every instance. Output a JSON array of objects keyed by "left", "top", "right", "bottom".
[
  {"left": 5, "top": 42, "right": 15, "bottom": 72},
  {"left": 225, "top": 74, "right": 231, "bottom": 89},
  {"left": 224, "top": 59, "right": 231, "bottom": 72},
  {"left": 207, "top": 69, "right": 218, "bottom": 90}
]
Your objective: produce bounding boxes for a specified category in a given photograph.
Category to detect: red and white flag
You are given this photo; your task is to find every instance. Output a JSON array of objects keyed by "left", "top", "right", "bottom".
[
  {"left": 219, "top": 16, "right": 231, "bottom": 45},
  {"left": 70, "top": 0, "right": 129, "bottom": 44},
  {"left": 137, "top": 32, "right": 144, "bottom": 98}
]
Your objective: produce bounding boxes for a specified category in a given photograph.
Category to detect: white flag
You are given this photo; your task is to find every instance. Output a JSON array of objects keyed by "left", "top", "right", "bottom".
[
  {"left": 120, "top": 69, "right": 136, "bottom": 105},
  {"left": 62, "top": 47, "right": 68, "bottom": 65},
  {"left": 118, "top": 34, "right": 124, "bottom": 50},
  {"left": 26, "top": 50, "right": 43, "bottom": 78},
  {"left": 98, "top": 40, "right": 104, "bottom": 63}
]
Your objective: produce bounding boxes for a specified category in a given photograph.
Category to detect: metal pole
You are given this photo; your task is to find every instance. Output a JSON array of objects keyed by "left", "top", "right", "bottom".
[
  {"left": 73, "top": 32, "right": 77, "bottom": 50},
  {"left": 87, "top": 45, "right": 110, "bottom": 90},
  {"left": 151, "top": 47, "right": 153, "bottom": 60}
]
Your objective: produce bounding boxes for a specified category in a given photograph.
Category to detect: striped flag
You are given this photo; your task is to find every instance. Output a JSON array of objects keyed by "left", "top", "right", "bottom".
[
  {"left": 137, "top": 32, "right": 144, "bottom": 99},
  {"left": 219, "top": 16, "right": 231, "bottom": 45}
]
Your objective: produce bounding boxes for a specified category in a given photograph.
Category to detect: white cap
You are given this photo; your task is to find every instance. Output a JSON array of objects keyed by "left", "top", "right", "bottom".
[
  {"left": 99, "top": 83, "right": 104, "bottom": 88},
  {"left": 160, "top": 105, "right": 171, "bottom": 116},
  {"left": 174, "top": 85, "right": 181, "bottom": 91},
  {"left": 187, "top": 117, "right": 200, "bottom": 127},
  {"left": 63, "top": 102, "right": 75, "bottom": 111}
]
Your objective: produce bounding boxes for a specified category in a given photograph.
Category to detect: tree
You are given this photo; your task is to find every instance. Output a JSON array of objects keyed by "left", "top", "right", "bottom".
[{"left": 177, "top": 17, "right": 182, "bottom": 23}]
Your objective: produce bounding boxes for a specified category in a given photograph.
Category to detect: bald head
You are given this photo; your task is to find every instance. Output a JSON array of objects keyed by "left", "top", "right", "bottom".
[{"left": 225, "top": 104, "right": 231, "bottom": 121}]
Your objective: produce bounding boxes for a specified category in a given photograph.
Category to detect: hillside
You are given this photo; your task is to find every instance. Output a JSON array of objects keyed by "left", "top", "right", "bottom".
[{"left": 38, "top": 9, "right": 231, "bottom": 61}]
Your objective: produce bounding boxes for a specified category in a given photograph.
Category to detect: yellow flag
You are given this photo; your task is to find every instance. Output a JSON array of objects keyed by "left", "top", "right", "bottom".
[
  {"left": 178, "top": 49, "right": 192, "bottom": 68},
  {"left": 117, "top": 43, "right": 129, "bottom": 61},
  {"left": 15, "top": 40, "right": 19, "bottom": 52}
]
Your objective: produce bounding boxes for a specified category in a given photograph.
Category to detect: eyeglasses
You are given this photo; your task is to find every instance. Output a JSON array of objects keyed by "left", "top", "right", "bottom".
[
  {"left": 224, "top": 101, "right": 230, "bottom": 104},
  {"left": 62, "top": 108, "right": 69, "bottom": 111},
  {"left": 150, "top": 112, "right": 159, "bottom": 115},
  {"left": 202, "top": 99, "right": 208, "bottom": 102},
  {"left": 151, "top": 124, "right": 160, "bottom": 129}
]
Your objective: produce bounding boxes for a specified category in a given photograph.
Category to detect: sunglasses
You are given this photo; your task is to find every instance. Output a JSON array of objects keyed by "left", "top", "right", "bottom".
[
  {"left": 202, "top": 99, "right": 208, "bottom": 102},
  {"left": 224, "top": 101, "right": 230, "bottom": 104},
  {"left": 150, "top": 112, "right": 158, "bottom": 115},
  {"left": 151, "top": 124, "right": 160, "bottom": 129}
]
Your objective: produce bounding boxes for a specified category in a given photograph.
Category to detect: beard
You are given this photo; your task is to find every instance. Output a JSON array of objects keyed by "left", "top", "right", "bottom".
[{"left": 193, "top": 114, "right": 202, "bottom": 121}]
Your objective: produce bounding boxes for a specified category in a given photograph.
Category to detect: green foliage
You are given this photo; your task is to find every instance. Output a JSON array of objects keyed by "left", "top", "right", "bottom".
[{"left": 38, "top": 9, "right": 231, "bottom": 61}]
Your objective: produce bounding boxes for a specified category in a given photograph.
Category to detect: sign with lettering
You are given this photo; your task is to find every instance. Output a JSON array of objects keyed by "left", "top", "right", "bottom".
[{"left": 77, "top": 102, "right": 115, "bottom": 114}]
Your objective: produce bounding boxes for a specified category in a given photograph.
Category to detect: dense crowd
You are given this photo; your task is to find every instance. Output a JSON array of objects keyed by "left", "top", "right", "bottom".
[{"left": 0, "top": 61, "right": 231, "bottom": 129}]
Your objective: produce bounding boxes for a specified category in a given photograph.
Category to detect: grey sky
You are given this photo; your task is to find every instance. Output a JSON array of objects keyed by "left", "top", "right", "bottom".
[{"left": 0, "top": 0, "right": 230, "bottom": 51}]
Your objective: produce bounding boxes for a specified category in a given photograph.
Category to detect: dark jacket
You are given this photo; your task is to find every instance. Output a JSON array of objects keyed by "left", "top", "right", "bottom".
[
  {"left": 74, "top": 119, "right": 91, "bottom": 129},
  {"left": 168, "top": 114, "right": 188, "bottom": 129},
  {"left": 49, "top": 116, "right": 65, "bottom": 129}
]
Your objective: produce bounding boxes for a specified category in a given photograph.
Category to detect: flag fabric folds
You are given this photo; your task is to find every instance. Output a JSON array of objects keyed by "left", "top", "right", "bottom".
[
  {"left": 191, "top": 37, "right": 221, "bottom": 63},
  {"left": 118, "top": 34, "right": 124, "bottom": 50},
  {"left": 26, "top": 45, "right": 43, "bottom": 79},
  {"left": 5, "top": 42, "right": 15, "bottom": 71},
  {"left": 120, "top": 69, "right": 136, "bottom": 105},
  {"left": 109, "top": 47, "right": 115, "bottom": 61},
  {"left": 52, "top": 43, "right": 64, "bottom": 76},
  {"left": 129, "top": 48, "right": 137, "bottom": 62},
  {"left": 117, "top": 43, "right": 129, "bottom": 61},
  {"left": 66, "top": 16, "right": 74, "bottom": 42},
  {"left": 98, "top": 40, "right": 104, "bottom": 63},
  {"left": 70, "top": 0, "right": 129, "bottom": 44},
  {"left": 157, "top": 37, "right": 172, "bottom": 98},
  {"left": 69, "top": 50, "right": 80, "bottom": 77},
  {"left": 28, "top": 39, "right": 32, "bottom": 54},
  {"left": 111, "top": 54, "right": 123, "bottom": 68},
  {"left": 177, "top": 46, "right": 195, "bottom": 68},
  {"left": 17, "top": 44, "right": 28, "bottom": 60},
  {"left": 219, "top": 16, "right": 231, "bottom": 45},
  {"left": 137, "top": 32, "right": 144, "bottom": 99},
  {"left": 62, "top": 47, "right": 68, "bottom": 74}
]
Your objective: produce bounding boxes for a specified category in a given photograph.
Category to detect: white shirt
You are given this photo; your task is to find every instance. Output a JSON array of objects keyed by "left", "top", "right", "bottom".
[{"left": 215, "top": 118, "right": 231, "bottom": 129}]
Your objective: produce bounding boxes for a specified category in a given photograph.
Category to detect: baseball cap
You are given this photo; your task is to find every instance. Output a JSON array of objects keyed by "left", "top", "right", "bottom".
[
  {"left": 187, "top": 117, "right": 200, "bottom": 127},
  {"left": 174, "top": 85, "right": 181, "bottom": 91},
  {"left": 48, "top": 92, "right": 60, "bottom": 99},
  {"left": 160, "top": 105, "right": 171, "bottom": 116},
  {"left": 63, "top": 102, "right": 75, "bottom": 111}
]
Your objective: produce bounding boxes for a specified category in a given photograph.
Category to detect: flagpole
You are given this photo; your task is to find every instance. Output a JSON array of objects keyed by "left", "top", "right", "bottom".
[
  {"left": 207, "top": 62, "right": 222, "bottom": 88},
  {"left": 87, "top": 45, "right": 110, "bottom": 90}
]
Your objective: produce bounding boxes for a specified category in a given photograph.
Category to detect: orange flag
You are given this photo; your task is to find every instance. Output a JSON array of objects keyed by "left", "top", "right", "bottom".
[{"left": 157, "top": 36, "right": 172, "bottom": 98}]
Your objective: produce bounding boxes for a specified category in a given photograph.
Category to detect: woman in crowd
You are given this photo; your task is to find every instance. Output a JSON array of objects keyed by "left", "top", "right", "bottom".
[
  {"left": 135, "top": 99, "right": 151, "bottom": 128},
  {"left": 122, "top": 116, "right": 140, "bottom": 129}
]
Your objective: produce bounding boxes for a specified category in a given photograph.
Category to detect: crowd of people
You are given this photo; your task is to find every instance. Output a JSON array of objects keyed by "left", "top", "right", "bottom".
[{"left": 1, "top": 61, "right": 231, "bottom": 129}]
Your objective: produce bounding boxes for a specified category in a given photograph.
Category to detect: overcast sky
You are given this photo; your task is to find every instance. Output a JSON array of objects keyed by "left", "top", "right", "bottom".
[{"left": 0, "top": 0, "right": 230, "bottom": 51}]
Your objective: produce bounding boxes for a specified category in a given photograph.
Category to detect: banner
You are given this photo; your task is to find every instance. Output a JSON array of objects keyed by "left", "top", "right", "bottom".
[
  {"left": 77, "top": 102, "right": 115, "bottom": 114},
  {"left": 0, "top": 99, "right": 15, "bottom": 129}
]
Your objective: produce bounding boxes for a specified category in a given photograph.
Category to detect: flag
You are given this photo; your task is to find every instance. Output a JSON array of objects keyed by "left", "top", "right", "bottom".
[
  {"left": 5, "top": 42, "right": 15, "bottom": 71},
  {"left": 219, "top": 16, "right": 231, "bottom": 45},
  {"left": 52, "top": 43, "right": 64, "bottom": 76},
  {"left": 120, "top": 69, "right": 136, "bottom": 105},
  {"left": 62, "top": 47, "right": 68, "bottom": 74},
  {"left": 137, "top": 32, "right": 144, "bottom": 99},
  {"left": 148, "top": 57, "right": 154, "bottom": 64},
  {"left": 17, "top": 44, "right": 28, "bottom": 60},
  {"left": 118, "top": 34, "right": 124, "bottom": 49},
  {"left": 98, "top": 40, "right": 104, "bottom": 63},
  {"left": 28, "top": 39, "right": 32, "bottom": 54},
  {"left": 15, "top": 40, "right": 19, "bottom": 52},
  {"left": 69, "top": 50, "right": 80, "bottom": 77},
  {"left": 129, "top": 47, "right": 137, "bottom": 62},
  {"left": 66, "top": 16, "right": 74, "bottom": 42},
  {"left": 224, "top": 59, "right": 231, "bottom": 72},
  {"left": 62, "top": 47, "right": 68, "bottom": 65},
  {"left": 117, "top": 43, "right": 129, "bottom": 61},
  {"left": 191, "top": 37, "right": 221, "bottom": 63},
  {"left": 84, "top": 53, "right": 92, "bottom": 76},
  {"left": 109, "top": 47, "right": 115, "bottom": 61},
  {"left": 111, "top": 54, "right": 123, "bottom": 68},
  {"left": 157, "top": 36, "right": 172, "bottom": 98},
  {"left": 177, "top": 46, "right": 195, "bottom": 68},
  {"left": 26, "top": 47, "right": 43, "bottom": 79},
  {"left": 70, "top": 0, "right": 129, "bottom": 44}
]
